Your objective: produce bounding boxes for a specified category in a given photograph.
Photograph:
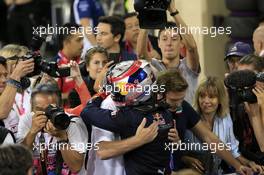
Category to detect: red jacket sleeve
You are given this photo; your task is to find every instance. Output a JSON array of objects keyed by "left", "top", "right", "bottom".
[{"left": 65, "top": 81, "right": 91, "bottom": 116}]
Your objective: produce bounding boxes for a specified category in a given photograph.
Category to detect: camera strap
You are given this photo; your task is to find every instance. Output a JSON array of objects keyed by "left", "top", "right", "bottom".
[
  {"left": 55, "top": 117, "right": 76, "bottom": 174},
  {"left": 39, "top": 132, "right": 47, "bottom": 175},
  {"left": 55, "top": 149, "right": 64, "bottom": 175},
  {"left": 0, "top": 127, "right": 15, "bottom": 144}
]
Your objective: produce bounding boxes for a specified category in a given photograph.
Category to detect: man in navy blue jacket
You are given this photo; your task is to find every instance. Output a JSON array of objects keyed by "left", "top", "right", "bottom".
[
  {"left": 81, "top": 95, "right": 174, "bottom": 175},
  {"left": 81, "top": 60, "right": 174, "bottom": 175}
]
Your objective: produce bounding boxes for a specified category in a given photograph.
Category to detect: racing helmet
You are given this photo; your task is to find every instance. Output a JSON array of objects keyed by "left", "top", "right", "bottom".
[{"left": 104, "top": 60, "right": 156, "bottom": 106}]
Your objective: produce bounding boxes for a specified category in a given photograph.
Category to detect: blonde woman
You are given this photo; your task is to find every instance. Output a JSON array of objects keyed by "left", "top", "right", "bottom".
[
  {"left": 181, "top": 76, "right": 263, "bottom": 174},
  {"left": 0, "top": 44, "right": 34, "bottom": 140}
]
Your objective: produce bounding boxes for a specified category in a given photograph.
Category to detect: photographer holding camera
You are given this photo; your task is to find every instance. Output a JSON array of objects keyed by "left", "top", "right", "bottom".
[
  {"left": 17, "top": 83, "right": 88, "bottom": 175},
  {"left": 0, "top": 52, "right": 34, "bottom": 139},
  {"left": 136, "top": 0, "right": 200, "bottom": 104},
  {"left": 226, "top": 54, "right": 264, "bottom": 165}
]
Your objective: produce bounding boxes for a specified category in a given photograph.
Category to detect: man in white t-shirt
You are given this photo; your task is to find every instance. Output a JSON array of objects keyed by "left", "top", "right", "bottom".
[
  {"left": 87, "top": 95, "right": 125, "bottom": 175},
  {"left": 18, "top": 83, "right": 88, "bottom": 175}
]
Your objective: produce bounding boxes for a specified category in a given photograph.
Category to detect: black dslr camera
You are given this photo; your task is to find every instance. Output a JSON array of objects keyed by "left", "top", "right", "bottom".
[
  {"left": 134, "top": 0, "right": 171, "bottom": 29},
  {"left": 45, "top": 104, "right": 71, "bottom": 130},
  {"left": 22, "top": 35, "right": 71, "bottom": 78},
  {"left": 12, "top": 35, "right": 71, "bottom": 89}
]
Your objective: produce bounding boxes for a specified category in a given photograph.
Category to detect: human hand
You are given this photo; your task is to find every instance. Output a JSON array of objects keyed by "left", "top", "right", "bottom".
[
  {"left": 70, "top": 60, "right": 81, "bottom": 78},
  {"left": 244, "top": 102, "right": 261, "bottom": 119},
  {"left": 247, "top": 161, "right": 264, "bottom": 174},
  {"left": 39, "top": 73, "right": 54, "bottom": 84},
  {"left": 96, "top": 61, "right": 114, "bottom": 81},
  {"left": 235, "top": 165, "right": 253, "bottom": 175},
  {"left": 135, "top": 118, "right": 158, "bottom": 145},
  {"left": 44, "top": 120, "right": 68, "bottom": 141},
  {"left": 30, "top": 111, "right": 47, "bottom": 135},
  {"left": 94, "top": 61, "right": 114, "bottom": 92},
  {"left": 253, "top": 86, "right": 264, "bottom": 107},
  {"left": 181, "top": 156, "right": 205, "bottom": 174},
  {"left": 10, "top": 59, "right": 34, "bottom": 81},
  {"left": 70, "top": 60, "right": 83, "bottom": 86},
  {"left": 168, "top": 120, "right": 180, "bottom": 143}
]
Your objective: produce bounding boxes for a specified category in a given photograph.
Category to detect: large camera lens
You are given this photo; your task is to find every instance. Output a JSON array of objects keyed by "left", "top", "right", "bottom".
[{"left": 45, "top": 105, "right": 71, "bottom": 130}]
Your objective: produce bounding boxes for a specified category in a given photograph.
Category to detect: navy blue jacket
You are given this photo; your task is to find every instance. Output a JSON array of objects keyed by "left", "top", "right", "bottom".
[{"left": 81, "top": 97, "right": 174, "bottom": 175}]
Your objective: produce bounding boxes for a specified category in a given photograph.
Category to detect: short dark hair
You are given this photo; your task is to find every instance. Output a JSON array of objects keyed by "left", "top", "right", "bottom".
[
  {"left": 259, "top": 15, "right": 264, "bottom": 25},
  {"left": 0, "top": 56, "right": 6, "bottom": 68},
  {"left": 123, "top": 12, "right": 138, "bottom": 20},
  {"left": 98, "top": 16, "right": 125, "bottom": 42},
  {"left": 239, "top": 54, "right": 264, "bottom": 72},
  {"left": 31, "top": 83, "right": 62, "bottom": 107},
  {"left": 0, "top": 144, "right": 33, "bottom": 175},
  {"left": 158, "top": 22, "right": 181, "bottom": 39},
  {"left": 157, "top": 69, "right": 188, "bottom": 93},
  {"left": 58, "top": 23, "right": 81, "bottom": 50}
]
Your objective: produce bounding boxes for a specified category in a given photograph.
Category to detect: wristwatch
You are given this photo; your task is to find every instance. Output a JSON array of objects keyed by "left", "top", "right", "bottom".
[
  {"left": 6, "top": 78, "right": 22, "bottom": 89},
  {"left": 170, "top": 10, "right": 179, "bottom": 16}
]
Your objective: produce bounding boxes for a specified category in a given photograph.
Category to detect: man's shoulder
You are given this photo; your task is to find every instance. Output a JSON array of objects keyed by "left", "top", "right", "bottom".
[
  {"left": 69, "top": 116, "right": 86, "bottom": 127},
  {"left": 179, "top": 58, "right": 200, "bottom": 76},
  {"left": 181, "top": 101, "right": 199, "bottom": 117},
  {"left": 150, "top": 58, "right": 167, "bottom": 71},
  {"left": 182, "top": 100, "right": 192, "bottom": 109}
]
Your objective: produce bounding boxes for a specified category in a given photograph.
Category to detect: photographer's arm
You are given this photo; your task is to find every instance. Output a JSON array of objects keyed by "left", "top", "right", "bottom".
[
  {"left": 168, "top": 0, "right": 200, "bottom": 73},
  {"left": 136, "top": 30, "right": 161, "bottom": 61},
  {"left": 60, "top": 145, "right": 84, "bottom": 173},
  {"left": 97, "top": 118, "right": 158, "bottom": 159},
  {"left": 65, "top": 61, "right": 91, "bottom": 116},
  {"left": 0, "top": 59, "right": 34, "bottom": 119},
  {"left": 253, "top": 86, "right": 264, "bottom": 126},
  {"left": 65, "top": 81, "right": 91, "bottom": 116},
  {"left": 93, "top": 61, "right": 114, "bottom": 93},
  {"left": 0, "top": 76, "right": 19, "bottom": 119},
  {"left": 136, "top": 29, "right": 151, "bottom": 61},
  {"left": 21, "top": 111, "right": 47, "bottom": 149},
  {"left": 244, "top": 101, "right": 264, "bottom": 152},
  {"left": 44, "top": 121, "right": 84, "bottom": 173}
]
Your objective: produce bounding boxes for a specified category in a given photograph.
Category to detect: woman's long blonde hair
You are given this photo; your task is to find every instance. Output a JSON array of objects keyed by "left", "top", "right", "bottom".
[{"left": 193, "top": 76, "right": 229, "bottom": 118}]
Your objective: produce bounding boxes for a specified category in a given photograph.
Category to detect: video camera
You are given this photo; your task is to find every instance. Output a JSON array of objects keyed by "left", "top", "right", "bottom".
[
  {"left": 225, "top": 70, "right": 264, "bottom": 104},
  {"left": 134, "top": 0, "right": 171, "bottom": 29},
  {"left": 45, "top": 104, "right": 71, "bottom": 130}
]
